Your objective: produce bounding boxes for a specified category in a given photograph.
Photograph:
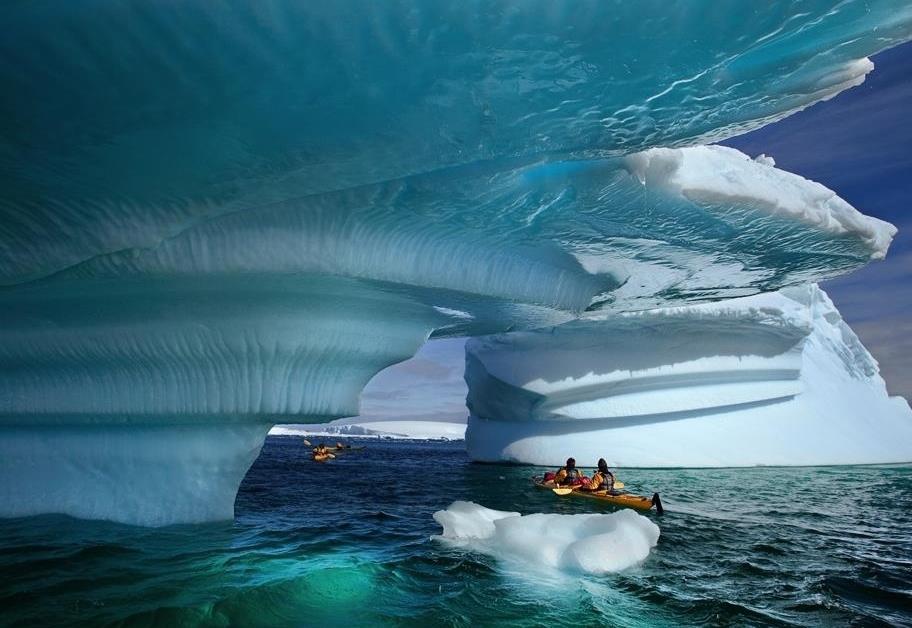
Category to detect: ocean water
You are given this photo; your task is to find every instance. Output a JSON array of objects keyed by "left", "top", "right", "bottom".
[{"left": 2, "top": 438, "right": 911, "bottom": 627}]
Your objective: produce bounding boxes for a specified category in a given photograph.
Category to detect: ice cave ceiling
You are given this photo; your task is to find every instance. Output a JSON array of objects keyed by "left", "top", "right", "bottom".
[{"left": 1, "top": 0, "right": 910, "bottom": 423}]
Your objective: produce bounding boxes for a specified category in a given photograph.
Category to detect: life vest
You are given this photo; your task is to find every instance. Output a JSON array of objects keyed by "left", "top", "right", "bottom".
[{"left": 593, "top": 471, "right": 614, "bottom": 490}]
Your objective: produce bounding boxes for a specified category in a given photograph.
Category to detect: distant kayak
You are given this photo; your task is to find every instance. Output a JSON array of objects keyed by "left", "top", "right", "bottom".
[
  {"left": 533, "top": 478, "right": 663, "bottom": 514},
  {"left": 310, "top": 444, "right": 362, "bottom": 461}
]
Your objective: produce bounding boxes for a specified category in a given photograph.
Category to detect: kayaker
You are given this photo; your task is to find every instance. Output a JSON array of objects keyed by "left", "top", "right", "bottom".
[
  {"left": 334, "top": 442, "right": 349, "bottom": 450},
  {"left": 553, "top": 457, "right": 581, "bottom": 486},
  {"left": 584, "top": 458, "right": 616, "bottom": 492},
  {"left": 313, "top": 443, "right": 328, "bottom": 456}
]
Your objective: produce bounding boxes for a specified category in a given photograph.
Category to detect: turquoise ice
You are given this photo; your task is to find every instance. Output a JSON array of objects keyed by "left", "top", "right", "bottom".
[{"left": 0, "top": 1, "right": 910, "bottom": 524}]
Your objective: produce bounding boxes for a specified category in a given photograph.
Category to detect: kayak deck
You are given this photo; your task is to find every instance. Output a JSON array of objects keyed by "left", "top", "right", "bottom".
[{"left": 534, "top": 479, "right": 662, "bottom": 513}]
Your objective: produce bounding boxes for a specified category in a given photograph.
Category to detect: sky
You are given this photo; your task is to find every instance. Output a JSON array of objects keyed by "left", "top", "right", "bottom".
[{"left": 357, "top": 41, "right": 912, "bottom": 423}]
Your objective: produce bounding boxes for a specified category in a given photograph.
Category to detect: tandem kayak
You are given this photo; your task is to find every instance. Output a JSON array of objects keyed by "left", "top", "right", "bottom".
[{"left": 534, "top": 478, "right": 664, "bottom": 514}]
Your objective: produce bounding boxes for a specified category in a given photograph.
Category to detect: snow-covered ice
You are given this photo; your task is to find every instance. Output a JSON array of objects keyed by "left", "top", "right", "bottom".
[{"left": 433, "top": 501, "right": 660, "bottom": 574}]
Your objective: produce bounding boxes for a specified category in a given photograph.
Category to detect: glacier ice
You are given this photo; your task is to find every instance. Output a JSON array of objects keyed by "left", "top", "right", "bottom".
[
  {"left": 0, "top": 148, "right": 895, "bottom": 422},
  {"left": 1, "top": 1, "right": 910, "bottom": 524},
  {"left": 433, "top": 501, "right": 660, "bottom": 574},
  {"left": 0, "top": 424, "right": 270, "bottom": 526},
  {"left": 465, "top": 285, "right": 912, "bottom": 467}
]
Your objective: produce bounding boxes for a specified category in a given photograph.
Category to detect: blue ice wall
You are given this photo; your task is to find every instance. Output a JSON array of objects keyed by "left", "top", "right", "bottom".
[{"left": 0, "top": 1, "right": 909, "bottom": 523}]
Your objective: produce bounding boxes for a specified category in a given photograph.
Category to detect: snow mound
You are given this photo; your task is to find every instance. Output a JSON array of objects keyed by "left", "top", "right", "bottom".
[{"left": 432, "top": 501, "right": 659, "bottom": 575}]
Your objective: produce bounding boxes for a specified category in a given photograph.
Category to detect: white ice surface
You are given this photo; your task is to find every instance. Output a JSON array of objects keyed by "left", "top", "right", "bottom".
[
  {"left": 624, "top": 145, "right": 896, "bottom": 259},
  {"left": 466, "top": 285, "right": 912, "bottom": 467},
  {"left": 433, "top": 501, "right": 660, "bottom": 575}
]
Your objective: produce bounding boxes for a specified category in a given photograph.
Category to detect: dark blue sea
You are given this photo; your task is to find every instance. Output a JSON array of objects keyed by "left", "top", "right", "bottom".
[{"left": 2, "top": 437, "right": 911, "bottom": 627}]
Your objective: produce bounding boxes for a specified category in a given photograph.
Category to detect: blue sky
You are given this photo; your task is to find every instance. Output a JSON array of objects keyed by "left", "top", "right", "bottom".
[
  {"left": 725, "top": 41, "right": 912, "bottom": 401},
  {"left": 359, "top": 42, "right": 912, "bottom": 421}
]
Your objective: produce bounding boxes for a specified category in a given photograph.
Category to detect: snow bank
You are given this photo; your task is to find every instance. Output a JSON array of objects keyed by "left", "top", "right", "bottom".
[{"left": 433, "top": 501, "right": 660, "bottom": 575}]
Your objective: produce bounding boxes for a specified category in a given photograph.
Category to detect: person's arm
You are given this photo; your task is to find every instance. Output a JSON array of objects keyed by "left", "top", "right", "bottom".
[{"left": 586, "top": 472, "right": 601, "bottom": 490}]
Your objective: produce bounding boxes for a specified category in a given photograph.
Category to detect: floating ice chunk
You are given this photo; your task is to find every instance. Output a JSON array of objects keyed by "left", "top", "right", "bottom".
[
  {"left": 433, "top": 501, "right": 518, "bottom": 540},
  {"left": 433, "top": 501, "right": 659, "bottom": 574}
]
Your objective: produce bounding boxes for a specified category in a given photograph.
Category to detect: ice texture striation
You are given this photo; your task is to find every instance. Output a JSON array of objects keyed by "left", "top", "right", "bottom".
[
  {"left": 0, "top": 1, "right": 910, "bottom": 524},
  {"left": 0, "top": 424, "right": 270, "bottom": 526},
  {"left": 0, "top": 147, "right": 895, "bottom": 422},
  {"left": 466, "top": 285, "right": 912, "bottom": 467}
]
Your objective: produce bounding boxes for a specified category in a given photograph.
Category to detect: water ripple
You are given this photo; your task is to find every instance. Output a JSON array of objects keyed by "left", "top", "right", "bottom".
[{"left": 0, "top": 439, "right": 910, "bottom": 627}]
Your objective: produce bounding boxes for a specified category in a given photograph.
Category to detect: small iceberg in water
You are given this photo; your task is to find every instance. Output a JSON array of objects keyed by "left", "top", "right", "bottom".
[{"left": 432, "top": 501, "right": 659, "bottom": 575}]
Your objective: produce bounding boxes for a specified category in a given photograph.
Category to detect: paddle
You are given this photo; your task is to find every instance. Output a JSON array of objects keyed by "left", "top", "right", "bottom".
[
  {"left": 555, "top": 482, "right": 623, "bottom": 495},
  {"left": 302, "top": 439, "right": 312, "bottom": 447}
]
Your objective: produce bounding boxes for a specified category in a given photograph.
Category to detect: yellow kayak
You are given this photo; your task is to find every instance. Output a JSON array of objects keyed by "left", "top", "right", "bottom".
[
  {"left": 312, "top": 453, "right": 335, "bottom": 462},
  {"left": 534, "top": 478, "right": 663, "bottom": 514}
]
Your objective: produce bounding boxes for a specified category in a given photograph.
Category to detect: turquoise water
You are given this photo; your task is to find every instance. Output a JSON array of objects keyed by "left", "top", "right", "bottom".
[{"left": 2, "top": 438, "right": 911, "bottom": 627}]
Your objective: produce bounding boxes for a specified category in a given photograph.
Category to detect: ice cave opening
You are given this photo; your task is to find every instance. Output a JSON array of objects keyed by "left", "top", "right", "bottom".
[{"left": 2, "top": 0, "right": 911, "bottom": 525}]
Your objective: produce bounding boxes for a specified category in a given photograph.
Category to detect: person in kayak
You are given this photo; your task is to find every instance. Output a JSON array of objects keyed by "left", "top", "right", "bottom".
[
  {"left": 553, "top": 457, "right": 582, "bottom": 486},
  {"left": 584, "top": 458, "right": 616, "bottom": 493}
]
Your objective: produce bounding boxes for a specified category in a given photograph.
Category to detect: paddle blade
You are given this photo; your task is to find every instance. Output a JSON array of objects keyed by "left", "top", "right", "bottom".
[
  {"left": 302, "top": 439, "right": 312, "bottom": 447},
  {"left": 613, "top": 481, "right": 625, "bottom": 489},
  {"left": 652, "top": 493, "right": 664, "bottom": 515},
  {"left": 552, "top": 488, "right": 574, "bottom": 496}
]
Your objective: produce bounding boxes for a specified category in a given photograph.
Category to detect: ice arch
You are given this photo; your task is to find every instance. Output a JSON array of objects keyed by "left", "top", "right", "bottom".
[{"left": 1, "top": 1, "right": 910, "bottom": 524}]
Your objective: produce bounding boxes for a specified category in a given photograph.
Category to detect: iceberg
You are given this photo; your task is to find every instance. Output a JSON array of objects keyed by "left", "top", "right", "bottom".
[
  {"left": 465, "top": 285, "right": 912, "bottom": 467},
  {"left": 1, "top": 1, "right": 910, "bottom": 524}
]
